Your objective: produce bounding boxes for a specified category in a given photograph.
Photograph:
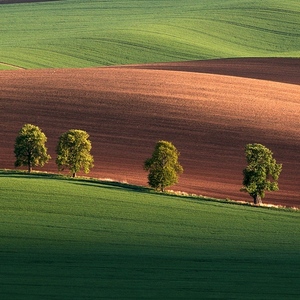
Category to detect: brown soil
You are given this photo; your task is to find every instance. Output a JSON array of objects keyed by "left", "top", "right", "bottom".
[
  {"left": 125, "top": 58, "right": 300, "bottom": 85},
  {"left": 0, "top": 58, "right": 299, "bottom": 207}
]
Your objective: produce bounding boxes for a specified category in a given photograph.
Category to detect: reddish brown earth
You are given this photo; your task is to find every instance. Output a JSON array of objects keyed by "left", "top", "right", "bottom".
[
  {"left": 127, "top": 58, "right": 300, "bottom": 85},
  {"left": 1, "top": 58, "right": 299, "bottom": 207}
]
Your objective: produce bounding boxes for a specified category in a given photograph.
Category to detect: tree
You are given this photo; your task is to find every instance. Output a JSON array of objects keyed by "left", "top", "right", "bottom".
[
  {"left": 56, "top": 129, "right": 94, "bottom": 177},
  {"left": 144, "top": 140, "right": 183, "bottom": 192},
  {"left": 241, "top": 143, "right": 282, "bottom": 205},
  {"left": 14, "top": 124, "right": 51, "bottom": 173}
]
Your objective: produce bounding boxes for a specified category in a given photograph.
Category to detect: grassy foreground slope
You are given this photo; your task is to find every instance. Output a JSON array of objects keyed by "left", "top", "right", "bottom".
[
  {"left": 0, "top": 173, "right": 299, "bottom": 299},
  {"left": 0, "top": 0, "right": 299, "bottom": 69}
]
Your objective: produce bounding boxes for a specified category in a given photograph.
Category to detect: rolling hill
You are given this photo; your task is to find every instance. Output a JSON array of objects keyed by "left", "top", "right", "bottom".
[
  {"left": 0, "top": 172, "right": 299, "bottom": 299},
  {"left": 0, "top": 0, "right": 299, "bottom": 69},
  {"left": 1, "top": 58, "right": 299, "bottom": 207},
  {"left": 1, "top": 1, "right": 300, "bottom": 298}
]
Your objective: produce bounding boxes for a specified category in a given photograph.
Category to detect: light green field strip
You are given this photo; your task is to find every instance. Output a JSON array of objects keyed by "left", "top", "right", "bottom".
[
  {"left": 0, "top": 0, "right": 299, "bottom": 69},
  {"left": 0, "top": 173, "right": 299, "bottom": 299},
  {"left": 0, "top": 62, "right": 25, "bottom": 70}
]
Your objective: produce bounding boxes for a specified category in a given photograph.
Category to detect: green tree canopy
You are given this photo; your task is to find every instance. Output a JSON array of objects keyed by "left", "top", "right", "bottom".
[
  {"left": 144, "top": 140, "right": 183, "bottom": 192},
  {"left": 56, "top": 129, "right": 94, "bottom": 177},
  {"left": 14, "top": 123, "right": 51, "bottom": 173},
  {"left": 241, "top": 143, "right": 282, "bottom": 205}
]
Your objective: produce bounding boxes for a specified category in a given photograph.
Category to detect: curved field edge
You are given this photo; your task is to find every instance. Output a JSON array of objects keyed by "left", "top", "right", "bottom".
[
  {"left": 1, "top": 169, "right": 298, "bottom": 211},
  {"left": 125, "top": 57, "right": 300, "bottom": 85},
  {"left": 0, "top": 0, "right": 299, "bottom": 69},
  {"left": 0, "top": 171, "right": 299, "bottom": 299}
]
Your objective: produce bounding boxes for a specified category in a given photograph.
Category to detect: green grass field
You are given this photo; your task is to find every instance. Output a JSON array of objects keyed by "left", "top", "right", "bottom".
[
  {"left": 0, "top": 0, "right": 299, "bottom": 69},
  {"left": 0, "top": 171, "right": 299, "bottom": 299}
]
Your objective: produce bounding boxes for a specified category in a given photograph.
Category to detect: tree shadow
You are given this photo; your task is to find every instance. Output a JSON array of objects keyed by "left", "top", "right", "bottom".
[
  {"left": 66, "top": 179, "right": 152, "bottom": 194},
  {"left": 0, "top": 169, "right": 152, "bottom": 194}
]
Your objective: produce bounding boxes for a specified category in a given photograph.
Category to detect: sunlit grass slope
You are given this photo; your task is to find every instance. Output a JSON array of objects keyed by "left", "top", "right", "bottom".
[
  {"left": 0, "top": 172, "right": 299, "bottom": 299},
  {"left": 0, "top": 0, "right": 299, "bottom": 69}
]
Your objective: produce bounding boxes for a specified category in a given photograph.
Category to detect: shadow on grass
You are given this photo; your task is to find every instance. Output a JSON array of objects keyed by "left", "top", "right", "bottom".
[
  {"left": 67, "top": 179, "right": 152, "bottom": 194},
  {"left": 0, "top": 169, "right": 151, "bottom": 193},
  {"left": 0, "top": 0, "right": 61, "bottom": 5}
]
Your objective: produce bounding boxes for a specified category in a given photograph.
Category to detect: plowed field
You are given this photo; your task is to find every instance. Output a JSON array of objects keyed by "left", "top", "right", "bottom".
[{"left": 1, "top": 58, "right": 299, "bottom": 207}]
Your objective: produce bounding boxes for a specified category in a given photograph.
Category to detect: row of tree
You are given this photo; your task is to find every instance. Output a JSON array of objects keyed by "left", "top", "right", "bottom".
[
  {"left": 14, "top": 124, "right": 93, "bottom": 178},
  {"left": 13, "top": 124, "right": 282, "bottom": 205},
  {"left": 144, "top": 140, "right": 282, "bottom": 205}
]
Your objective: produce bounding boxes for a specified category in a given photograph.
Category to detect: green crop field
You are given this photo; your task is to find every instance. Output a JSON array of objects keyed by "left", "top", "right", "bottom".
[
  {"left": 0, "top": 0, "right": 299, "bottom": 69},
  {"left": 0, "top": 171, "right": 299, "bottom": 299}
]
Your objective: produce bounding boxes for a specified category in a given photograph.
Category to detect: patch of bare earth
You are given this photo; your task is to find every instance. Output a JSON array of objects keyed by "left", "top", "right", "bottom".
[{"left": 0, "top": 58, "right": 299, "bottom": 207}]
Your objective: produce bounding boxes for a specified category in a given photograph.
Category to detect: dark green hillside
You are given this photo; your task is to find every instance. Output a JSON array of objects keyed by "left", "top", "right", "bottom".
[
  {"left": 0, "top": 0, "right": 299, "bottom": 69},
  {"left": 0, "top": 172, "right": 299, "bottom": 299}
]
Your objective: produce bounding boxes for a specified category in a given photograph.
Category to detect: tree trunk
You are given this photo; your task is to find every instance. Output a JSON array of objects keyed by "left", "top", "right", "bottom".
[
  {"left": 253, "top": 195, "right": 262, "bottom": 205},
  {"left": 72, "top": 172, "right": 76, "bottom": 178},
  {"left": 28, "top": 154, "right": 32, "bottom": 173}
]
